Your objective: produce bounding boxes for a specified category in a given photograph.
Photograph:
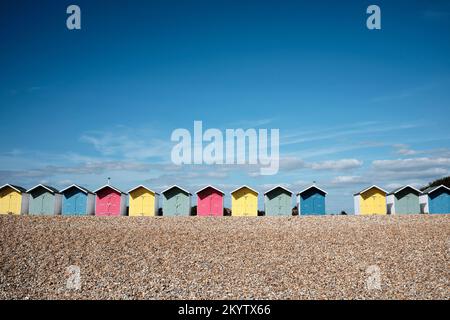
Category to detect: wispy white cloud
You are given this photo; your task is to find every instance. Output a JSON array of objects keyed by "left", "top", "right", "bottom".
[
  {"left": 281, "top": 122, "right": 420, "bottom": 146},
  {"left": 372, "top": 157, "right": 450, "bottom": 172},
  {"left": 392, "top": 144, "right": 420, "bottom": 156},
  {"left": 330, "top": 175, "right": 366, "bottom": 185},
  {"left": 0, "top": 161, "right": 154, "bottom": 179},
  {"left": 80, "top": 132, "right": 170, "bottom": 161},
  {"left": 275, "top": 157, "right": 363, "bottom": 173},
  {"left": 310, "top": 159, "right": 363, "bottom": 171},
  {"left": 319, "top": 157, "right": 450, "bottom": 192}
]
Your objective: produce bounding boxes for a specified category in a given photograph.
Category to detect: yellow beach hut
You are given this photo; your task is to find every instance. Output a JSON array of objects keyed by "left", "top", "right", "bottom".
[
  {"left": 0, "top": 184, "right": 29, "bottom": 215},
  {"left": 354, "top": 185, "right": 387, "bottom": 215},
  {"left": 128, "top": 185, "right": 159, "bottom": 216},
  {"left": 231, "top": 185, "right": 258, "bottom": 216}
]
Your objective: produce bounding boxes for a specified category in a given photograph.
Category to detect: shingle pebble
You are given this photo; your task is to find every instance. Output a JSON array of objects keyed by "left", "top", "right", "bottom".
[{"left": 0, "top": 215, "right": 449, "bottom": 300}]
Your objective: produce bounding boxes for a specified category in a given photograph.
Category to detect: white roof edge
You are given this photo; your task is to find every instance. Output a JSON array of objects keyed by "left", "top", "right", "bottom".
[
  {"left": 195, "top": 185, "right": 225, "bottom": 195},
  {"left": 93, "top": 184, "right": 126, "bottom": 194},
  {"left": 391, "top": 185, "right": 423, "bottom": 195},
  {"left": 0, "top": 184, "right": 24, "bottom": 193},
  {"left": 127, "top": 185, "right": 159, "bottom": 194},
  {"left": 230, "top": 185, "right": 259, "bottom": 195},
  {"left": 59, "top": 184, "right": 92, "bottom": 194},
  {"left": 161, "top": 185, "right": 192, "bottom": 195},
  {"left": 26, "top": 184, "right": 57, "bottom": 194},
  {"left": 427, "top": 184, "right": 450, "bottom": 194},
  {"left": 296, "top": 185, "right": 327, "bottom": 195},
  {"left": 264, "top": 185, "right": 293, "bottom": 195},
  {"left": 356, "top": 185, "right": 387, "bottom": 195}
]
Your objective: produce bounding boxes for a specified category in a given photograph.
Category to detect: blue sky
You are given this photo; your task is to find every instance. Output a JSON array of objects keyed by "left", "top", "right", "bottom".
[{"left": 1, "top": 0, "right": 450, "bottom": 213}]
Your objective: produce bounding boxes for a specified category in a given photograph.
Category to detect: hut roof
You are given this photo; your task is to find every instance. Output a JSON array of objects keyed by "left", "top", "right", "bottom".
[
  {"left": 161, "top": 185, "right": 192, "bottom": 196},
  {"left": 387, "top": 185, "right": 422, "bottom": 195},
  {"left": 422, "top": 184, "right": 450, "bottom": 195},
  {"left": 231, "top": 185, "right": 259, "bottom": 195},
  {"left": 0, "top": 184, "right": 27, "bottom": 193},
  {"left": 93, "top": 184, "right": 126, "bottom": 195},
  {"left": 60, "top": 184, "right": 94, "bottom": 194},
  {"left": 264, "top": 185, "right": 293, "bottom": 196},
  {"left": 353, "top": 185, "right": 387, "bottom": 196},
  {"left": 196, "top": 185, "right": 225, "bottom": 195},
  {"left": 296, "top": 185, "right": 327, "bottom": 196},
  {"left": 127, "top": 185, "right": 159, "bottom": 195},
  {"left": 27, "top": 184, "right": 60, "bottom": 194}
]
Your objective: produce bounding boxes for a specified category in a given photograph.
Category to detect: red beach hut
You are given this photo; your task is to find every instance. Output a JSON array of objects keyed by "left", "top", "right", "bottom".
[
  {"left": 94, "top": 184, "right": 127, "bottom": 216},
  {"left": 196, "top": 185, "right": 224, "bottom": 216}
]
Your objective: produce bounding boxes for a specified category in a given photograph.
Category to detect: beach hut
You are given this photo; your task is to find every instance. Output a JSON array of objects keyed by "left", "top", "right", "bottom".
[
  {"left": 128, "top": 185, "right": 159, "bottom": 217},
  {"left": 196, "top": 185, "right": 224, "bottom": 216},
  {"left": 386, "top": 185, "right": 422, "bottom": 215},
  {"left": 27, "top": 184, "right": 62, "bottom": 215},
  {"left": 419, "top": 185, "right": 450, "bottom": 214},
  {"left": 60, "top": 184, "right": 95, "bottom": 216},
  {"left": 94, "top": 185, "right": 127, "bottom": 216},
  {"left": 161, "top": 185, "right": 192, "bottom": 216},
  {"left": 353, "top": 185, "right": 387, "bottom": 215},
  {"left": 0, "top": 184, "right": 29, "bottom": 215},
  {"left": 297, "top": 185, "right": 327, "bottom": 216},
  {"left": 231, "top": 185, "right": 258, "bottom": 216},
  {"left": 264, "top": 186, "right": 292, "bottom": 216}
]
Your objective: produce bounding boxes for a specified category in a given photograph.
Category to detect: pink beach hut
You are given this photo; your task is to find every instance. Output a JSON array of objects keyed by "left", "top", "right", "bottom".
[
  {"left": 94, "top": 184, "right": 127, "bottom": 216},
  {"left": 196, "top": 185, "right": 224, "bottom": 216}
]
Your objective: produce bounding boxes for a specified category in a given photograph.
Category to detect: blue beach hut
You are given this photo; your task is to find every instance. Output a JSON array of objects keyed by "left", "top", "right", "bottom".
[
  {"left": 297, "top": 185, "right": 327, "bottom": 215},
  {"left": 60, "top": 184, "right": 95, "bottom": 216},
  {"left": 419, "top": 185, "right": 450, "bottom": 214}
]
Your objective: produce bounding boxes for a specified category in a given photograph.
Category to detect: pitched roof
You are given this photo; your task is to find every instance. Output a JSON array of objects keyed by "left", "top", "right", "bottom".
[
  {"left": 353, "top": 185, "right": 387, "bottom": 196},
  {"left": 127, "top": 185, "right": 159, "bottom": 195},
  {"left": 93, "top": 184, "right": 126, "bottom": 194},
  {"left": 27, "top": 184, "right": 60, "bottom": 194},
  {"left": 0, "top": 184, "right": 27, "bottom": 193},
  {"left": 196, "top": 185, "right": 225, "bottom": 195},
  {"left": 60, "top": 184, "right": 94, "bottom": 194},
  {"left": 296, "top": 185, "right": 327, "bottom": 196},
  {"left": 161, "top": 185, "right": 192, "bottom": 196},
  {"left": 388, "top": 185, "right": 422, "bottom": 195},
  {"left": 264, "top": 185, "right": 293, "bottom": 195},
  {"left": 230, "top": 185, "right": 259, "bottom": 195},
  {"left": 422, "top": 184, "right": 450, "bottom": 195}
]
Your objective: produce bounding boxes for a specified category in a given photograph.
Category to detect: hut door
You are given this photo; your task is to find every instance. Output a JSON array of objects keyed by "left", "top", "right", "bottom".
[
  {"left": 175, "top": 194, "right": 180, "bottom": 215},
  {"left": 312, "top": 194, "right": 323, "bottom": 214},
  {"left": 72, "top": 194, "right": 79, "bottom": 214},
  {"left": 243, "top": 195, "right": 248, "bottom": 216},
  {"left": 106, "top": 194, "right": 113, "bottom": 216},
  {"left": 140, "top": 195, "right": 151, "bottom": 216},
  {"left": 277, "top": 196, "right": 282, "bottom": 215},
  {"left": 74, "top": 194, "right": 84, "bottom": 215},
  {"left": 40, "top": 196, "right": 45, "bottom": 214},
  {"left": 405, "top": 195, "right": 413, "bottom": 214},
  {"left": 377, "top": 195, "right": 384, "bottom": 213},
  {"left": 10, "top": 194, "right": 19, "bottom": 214},
  {"left": 370, "top": 195, "right": 377, "bottom": 213},
  {"left": 140, "top": 196, "right": 145, "bottom": 216},
  {"left": 8, "top": 194, "right": 13, "bottom": 213},
  {"left": 207, "top": 195, "right": 212, "bottom": 216},
  {"left": 310, "top": 195, "right": 316, "bottom": 214},
  {"left": 40, "top": 194, "right": 51, "bottom": 215},
  {"left": 211, "top": 194, "right": 221, "bottom": 216}
]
